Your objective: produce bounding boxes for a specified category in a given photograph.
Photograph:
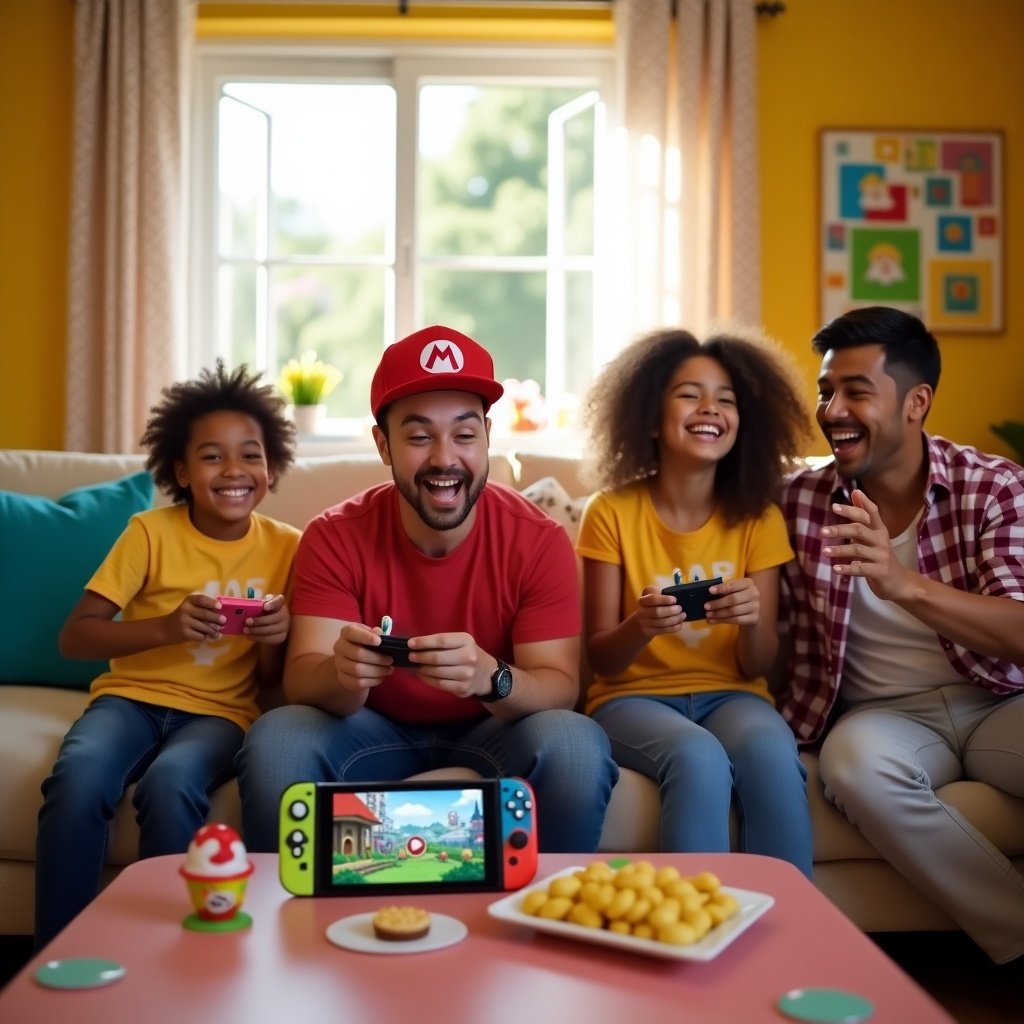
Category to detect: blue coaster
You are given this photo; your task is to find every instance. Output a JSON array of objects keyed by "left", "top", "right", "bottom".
[{"left": 35, "top": 957, "right": 126, "bottom": 990}]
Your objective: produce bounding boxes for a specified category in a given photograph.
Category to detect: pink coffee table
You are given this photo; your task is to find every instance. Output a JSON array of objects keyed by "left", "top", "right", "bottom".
[{"left": 0, "top": 852, "right": 955, "bottom": 1023}]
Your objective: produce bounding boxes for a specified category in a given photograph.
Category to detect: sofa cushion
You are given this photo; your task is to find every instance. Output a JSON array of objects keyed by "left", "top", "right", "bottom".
[
  {"left": 0, "top": 449, "right": 153, "bottom": 500},
  {"left": 259, "top": 454, "right": 395, "bottom": 530},
  {"left": 513, "top": 449, "right": 590, "bottom": 497},
  {"left": 520, "top": 475, "right": 588, "bottom": 543},
  {"left": 0, "top": 471, "right": 154, "bottom": 688},
  {"left": 0, "top": 685, "right": 91, "bottom": 860}
]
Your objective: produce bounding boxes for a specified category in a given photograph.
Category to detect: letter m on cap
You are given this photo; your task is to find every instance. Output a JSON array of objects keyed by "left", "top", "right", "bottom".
[{"left": 420, "top": 340, "right": 464, "bottom": 374}]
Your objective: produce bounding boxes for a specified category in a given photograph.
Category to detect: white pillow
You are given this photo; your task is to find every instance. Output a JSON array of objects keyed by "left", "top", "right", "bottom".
[{"left": 519, "top": 476, "right": 588, "bottom": 542}]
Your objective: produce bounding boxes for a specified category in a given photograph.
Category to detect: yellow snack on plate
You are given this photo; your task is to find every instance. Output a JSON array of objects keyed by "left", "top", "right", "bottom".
[
  {"left": 518, "top": 860, "right": 742, "bottom": 947},
  {"left": 548, "top": 875, "right": 583, "bottom": 899},
  {"left": 536, "top": 896, "right": 573, "bottom": 920}
]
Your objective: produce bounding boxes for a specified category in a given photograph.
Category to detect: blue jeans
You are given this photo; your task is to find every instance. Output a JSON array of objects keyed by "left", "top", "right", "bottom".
[
  {"left": 35, "top": 695, "right": 243, "bottom": 948},
  {"left": 236, "top": 705, "right": 618, "bottom": 854},
  {"left": 592, "top": 692, "right": 813, "bottom": 876}
]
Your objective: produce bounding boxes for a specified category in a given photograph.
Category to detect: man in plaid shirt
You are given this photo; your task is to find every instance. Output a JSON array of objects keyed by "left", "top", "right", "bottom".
[{"left": 778, "top": 306, "right": 1024, "bottom": 965}]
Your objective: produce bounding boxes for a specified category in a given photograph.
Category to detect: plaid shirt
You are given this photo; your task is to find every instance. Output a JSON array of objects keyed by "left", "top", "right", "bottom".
[{"left": 779, "top": 433, "right": 1024, "bottom": 744}]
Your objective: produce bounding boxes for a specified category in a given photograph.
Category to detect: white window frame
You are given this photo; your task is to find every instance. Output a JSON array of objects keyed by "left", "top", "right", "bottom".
[{"left": 189, "top": 41, "right": 617, "bottom": 434}]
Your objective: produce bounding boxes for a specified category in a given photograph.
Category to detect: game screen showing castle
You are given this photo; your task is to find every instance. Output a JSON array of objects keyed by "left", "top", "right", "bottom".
[{"left": 329, "top": 787, "right": 488, "bottom": 886}]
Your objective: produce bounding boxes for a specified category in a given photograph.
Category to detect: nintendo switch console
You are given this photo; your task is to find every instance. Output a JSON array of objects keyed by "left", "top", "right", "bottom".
[
  {"left": 217, "top": 596, "right": 265, "bottom": 635},
  {"left": 279, "top": 778, "right": 538, "bottom": 897},
  {"left": 660, "top": 576, "right": 723, "bottom": 621}
]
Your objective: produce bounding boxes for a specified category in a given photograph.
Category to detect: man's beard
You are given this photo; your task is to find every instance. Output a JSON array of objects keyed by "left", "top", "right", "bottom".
[{"left": 394, "top": 463, "right": 489, "bottom": 532}]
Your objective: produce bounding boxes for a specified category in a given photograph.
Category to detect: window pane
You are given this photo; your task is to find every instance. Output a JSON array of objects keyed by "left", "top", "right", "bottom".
[
  {"left": 218, "top": 96, "right": 267, "bottom": 259},
  {"left": 559, "top": 101, "right": 597, "bottom": 257},
  {"left": 217, "top": 263, "right": 260, "bottom": 368},
  {"left": 564, "top": 270, "right": 594, "bottom": 400},
  {"left": 223, "top": 83, "right": 395, "bottom": 259},
  {"left": 419, "top": 85, "right": 596, "bottom": 259},
  {"left": 271, "top": 265, "right": 388, "bottom": 418},
  {"left": 421, "top": 268, "right": 546, "bottom": 386}
]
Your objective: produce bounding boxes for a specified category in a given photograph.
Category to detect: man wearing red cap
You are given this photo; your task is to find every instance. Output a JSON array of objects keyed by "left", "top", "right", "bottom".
[{"left": 238, "top": 325, "right": 618, "bottom": 852}]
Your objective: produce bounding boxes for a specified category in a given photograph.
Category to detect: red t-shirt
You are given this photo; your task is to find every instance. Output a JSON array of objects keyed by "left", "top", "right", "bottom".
[{"left": 292, "top": 482, "right": 580, "bottom": 722}]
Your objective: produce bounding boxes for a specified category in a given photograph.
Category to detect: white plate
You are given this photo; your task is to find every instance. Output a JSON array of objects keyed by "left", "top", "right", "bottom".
[
  {"left": 487, "top": 866, "right": 774, "bottom": 962},
  {"left": 325, "top": 912, "right": 468, "bottom": 955}
]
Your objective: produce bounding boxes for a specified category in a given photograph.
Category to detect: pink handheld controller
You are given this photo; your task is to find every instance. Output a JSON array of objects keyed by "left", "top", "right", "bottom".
[{"left": 217, "top": 596, "right": 265, "bottom": 635}]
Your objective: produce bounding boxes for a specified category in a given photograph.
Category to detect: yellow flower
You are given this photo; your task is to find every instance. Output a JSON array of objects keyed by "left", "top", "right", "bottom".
[{"left": 278, "top": 351, "right": 343, "bottom": 405}]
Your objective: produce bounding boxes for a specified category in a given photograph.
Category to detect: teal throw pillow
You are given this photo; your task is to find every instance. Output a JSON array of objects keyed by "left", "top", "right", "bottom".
[{"left": 0, "top": 470, "right": 155, "bottom": 687}]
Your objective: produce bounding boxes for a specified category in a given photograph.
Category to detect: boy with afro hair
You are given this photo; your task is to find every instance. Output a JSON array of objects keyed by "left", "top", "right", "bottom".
[{"left": 35, "top": 361, "right": 300, "bottom": 947}]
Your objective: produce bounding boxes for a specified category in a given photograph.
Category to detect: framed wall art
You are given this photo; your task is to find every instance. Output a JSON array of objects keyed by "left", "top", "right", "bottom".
[{"left": 820, "top": 128, "right": 1004, "bottom": 332}]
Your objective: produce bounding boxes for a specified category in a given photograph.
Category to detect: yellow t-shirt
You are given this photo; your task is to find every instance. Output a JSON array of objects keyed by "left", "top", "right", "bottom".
[
  {"left": 575, "top": 483, "right": 793, "bottom": 714},
  {"left": 85, "top": 505, "right": 301, "bottom": 729}
]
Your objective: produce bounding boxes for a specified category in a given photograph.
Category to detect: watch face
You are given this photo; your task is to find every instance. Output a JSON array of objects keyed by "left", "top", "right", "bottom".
[
  {"left": 482, "top": 660, "right": 513, "bottom": 702},
  {"left": 494, "top": 664, "right": 513, "bottom": 699}
]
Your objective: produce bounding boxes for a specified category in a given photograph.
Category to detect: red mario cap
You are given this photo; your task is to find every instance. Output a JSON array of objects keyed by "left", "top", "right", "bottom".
[{"left": 370, "top": 325, "right": 505, "bottom": 419}]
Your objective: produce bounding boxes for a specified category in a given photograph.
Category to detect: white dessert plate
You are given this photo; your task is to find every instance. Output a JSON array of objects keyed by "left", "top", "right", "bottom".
[
  {"left": 326, "top": 912, "right": 467, "bottom": 955},
  {"left": 487, "top": 866, "right": 774, "bottom": 962}
]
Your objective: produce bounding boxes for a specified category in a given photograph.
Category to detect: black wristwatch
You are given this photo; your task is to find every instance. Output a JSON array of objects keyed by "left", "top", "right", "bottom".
[{"left": 479, "top": 658, "right": 513, "bottom": 703}]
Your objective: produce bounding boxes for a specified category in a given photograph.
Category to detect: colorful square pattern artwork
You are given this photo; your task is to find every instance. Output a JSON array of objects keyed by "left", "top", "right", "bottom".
[{"left": 820, "top": 129, "right": 1003, "bottom": 331}]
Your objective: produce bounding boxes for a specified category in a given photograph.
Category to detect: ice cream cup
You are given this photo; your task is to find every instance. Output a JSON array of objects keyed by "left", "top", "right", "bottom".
[{"left": 180, "top": 861, "right": 254, "bottom": 923}]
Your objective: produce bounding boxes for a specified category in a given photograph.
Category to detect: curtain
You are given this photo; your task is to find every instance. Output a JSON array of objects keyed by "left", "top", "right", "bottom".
[
  {"left": 64, "top": 0, "right": 193, "bottom": 452},
  {"left": 611, "top": 0, "right": 760, "bottom": 339}
]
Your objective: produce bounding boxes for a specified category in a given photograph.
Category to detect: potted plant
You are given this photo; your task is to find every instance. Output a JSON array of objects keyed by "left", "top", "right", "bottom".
[{"left": 278, "top": 351, "right": 343, "bottom": 433}]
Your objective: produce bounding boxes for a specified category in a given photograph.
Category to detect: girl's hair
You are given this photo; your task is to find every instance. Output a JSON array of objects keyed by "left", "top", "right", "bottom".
[
  {"left": 581, "top": 327, "right": 813, "bottom": 525},
  {"left": 140, "top": 360, "right": 296, "bottom": 503}
]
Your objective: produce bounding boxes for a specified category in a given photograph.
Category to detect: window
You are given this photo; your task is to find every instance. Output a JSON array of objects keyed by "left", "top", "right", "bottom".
[{"left": 191, "top": 47, "right": 615, "bottom": 431}]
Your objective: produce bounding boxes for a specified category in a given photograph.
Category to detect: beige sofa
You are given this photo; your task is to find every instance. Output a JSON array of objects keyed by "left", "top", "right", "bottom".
[{"left": 2, "top": 445, "right": 1022, "bottom": 939}]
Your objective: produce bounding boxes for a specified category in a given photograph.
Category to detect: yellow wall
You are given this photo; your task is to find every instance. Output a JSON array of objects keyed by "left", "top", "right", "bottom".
[
  {"left": 0, "top": 0, "right": 72, "bottom": 450},
  {"left": 759, "top": 0, "right": 1024, "bottom": 457},
  {"left": 2, "top": 1, "right": 1021, "bottom": 457}
]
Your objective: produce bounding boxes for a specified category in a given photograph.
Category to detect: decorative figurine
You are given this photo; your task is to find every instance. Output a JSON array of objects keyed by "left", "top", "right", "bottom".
[{"left": 179, "top": 822, "right": 255, "bottom": 931}]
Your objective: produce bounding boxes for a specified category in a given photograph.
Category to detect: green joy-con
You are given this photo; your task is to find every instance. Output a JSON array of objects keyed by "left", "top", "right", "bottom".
[{"left": 278, "top": 782, "right": 317, "bottom": 896}]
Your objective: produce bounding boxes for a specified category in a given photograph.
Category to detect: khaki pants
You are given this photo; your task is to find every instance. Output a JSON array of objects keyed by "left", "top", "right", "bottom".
[{"left": 819, "top": 683, "right": 1024, "bottom": 963}]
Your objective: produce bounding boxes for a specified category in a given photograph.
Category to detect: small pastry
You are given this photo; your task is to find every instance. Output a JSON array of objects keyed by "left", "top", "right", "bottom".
[{"left": 372, "top": 905, "right": 432, "bottom": 942}]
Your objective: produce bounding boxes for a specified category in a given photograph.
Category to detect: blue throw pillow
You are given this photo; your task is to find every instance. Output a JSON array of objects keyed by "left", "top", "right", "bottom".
[{"left": 0, "top": 471, "right": 155, "bottom": 687}]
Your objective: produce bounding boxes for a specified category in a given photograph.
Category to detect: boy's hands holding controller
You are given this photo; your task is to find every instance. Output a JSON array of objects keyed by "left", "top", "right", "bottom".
[
  {"left": 165, "top": 594, "right": 227, "bottom": 643},
  {"left": 163, "top": 593, "right": 289, "bottom": 645},
  {"left": 229, "top": 594, "right": 289, "bottom": 645}
]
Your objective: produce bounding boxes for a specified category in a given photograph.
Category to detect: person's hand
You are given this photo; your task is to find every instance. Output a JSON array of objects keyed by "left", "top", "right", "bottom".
[
  {"left": 164, "top": 593, "right": 223, "bottom": 644},
  {"left": 704, "top": 577, "right": 759, "bottom": 625},
  {"left": 822, "top": 489, "right": 915, "bottom": 602},
  {"left": 634, "top": 585, "right": 686, "bottom": 637},
  {"left": 244, "top": 594, "right": 289, "bottom": 645},
  {"left": 332, "top": 622, "right": 394, "bottom": 694},
  {"left": 403, "top": 632, "right": 488, "bottom": 699}
]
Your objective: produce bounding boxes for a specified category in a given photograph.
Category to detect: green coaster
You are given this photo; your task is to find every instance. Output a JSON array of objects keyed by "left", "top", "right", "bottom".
[
  {"left": 35, "top": 958, "right": 126, "bottom": 990},
  {"left": 182, "top": 911, "right": 253, "bottom": 933},
  {"left": 778, "top": 988, "right": 874, "bottom": 1023}
]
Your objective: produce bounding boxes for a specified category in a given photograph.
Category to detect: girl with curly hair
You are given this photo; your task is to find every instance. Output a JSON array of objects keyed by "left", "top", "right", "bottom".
[
  {"left": 576, "top": 327, "right": 815, "bottom": 873},
  {"left": 35, "top": 362, "right": 301, "bottom": 947}
]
